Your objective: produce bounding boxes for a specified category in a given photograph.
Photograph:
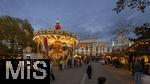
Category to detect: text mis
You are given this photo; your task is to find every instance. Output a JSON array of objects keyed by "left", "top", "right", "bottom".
[{"left": 6, "top": 61, "right": 48, "bottom": 79}]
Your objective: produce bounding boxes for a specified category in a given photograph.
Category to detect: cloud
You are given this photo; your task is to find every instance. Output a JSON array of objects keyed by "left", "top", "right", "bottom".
[{"left": 0, "top": 0, "right": 150, "bottom": 43}]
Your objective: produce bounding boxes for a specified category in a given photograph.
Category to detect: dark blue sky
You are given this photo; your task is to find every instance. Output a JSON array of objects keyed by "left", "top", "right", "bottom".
[{"left": 0, "top": 0, "right": 150, "bottom": 43}]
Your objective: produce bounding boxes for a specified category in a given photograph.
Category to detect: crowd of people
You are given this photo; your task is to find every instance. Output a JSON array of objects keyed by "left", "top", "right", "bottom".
[
  {"left": 50, "top": 57, "right": 85, "bottom": 81},
  {"left": 50, "top": 56, "right": 149, "bottom": 84},
  {"left": 100, "top": 56, "right": 149, "bottom": 84},
  {"left": 57, "top": 58, "right": 84, "bottom": 71}
]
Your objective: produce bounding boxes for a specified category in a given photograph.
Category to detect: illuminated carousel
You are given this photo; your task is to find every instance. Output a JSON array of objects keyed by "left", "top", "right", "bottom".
[{"left": 33, "top": 20, "right": 78, "bottom": 60}]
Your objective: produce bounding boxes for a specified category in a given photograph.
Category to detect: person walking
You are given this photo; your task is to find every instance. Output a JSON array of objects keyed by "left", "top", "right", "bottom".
[
  {"left": 134, "top": 58, "right": 143, "bottom": 84},
  {"left": 50, "top": 60, "right": 55, "bottom": 81},
  {"left": 131, "top": 59, "right": 135, "bottom": 77},
  {"left": 59, "top": 60, "right": 63, "bottom": 70},
  {"left": 86, "top": 62, "right": 92, "bottom": 81},
  {"left": 102, "top": 59, "right": 105, "bottom": 65},
  {"left": 141, "top": 58, "right": 145, "bottom": 73}
]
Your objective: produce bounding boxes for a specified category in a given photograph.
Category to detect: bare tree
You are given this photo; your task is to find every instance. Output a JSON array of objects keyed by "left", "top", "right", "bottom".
[
  {"left": 113, "top": 0, "right": 150, "bottom": 13},
  {"left": 111, "top": 23, "right": 134, "bottom": 50}
]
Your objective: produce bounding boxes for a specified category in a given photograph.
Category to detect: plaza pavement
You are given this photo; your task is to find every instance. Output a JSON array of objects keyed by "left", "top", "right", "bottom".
[
  {"left": 50, "top": 65, "right": 85, "bottom": 84},
  {"left": 50, "top": 62, "right": 136, "bottom": 84},
  {"left": 84, "top": 63, "right": 134, "bottom": 84}
]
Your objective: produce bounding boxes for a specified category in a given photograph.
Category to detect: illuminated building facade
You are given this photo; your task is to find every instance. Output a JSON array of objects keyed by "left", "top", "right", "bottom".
[{"left": 75, "top": 38, "right": 112, "bottom": 56}]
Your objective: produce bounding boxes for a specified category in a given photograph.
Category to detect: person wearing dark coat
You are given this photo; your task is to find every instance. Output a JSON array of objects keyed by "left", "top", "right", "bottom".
[
  {"left": 50, "top": 61, "right": 55, "bottom": 81},
  {"left": 134, "top": 58, "right": 143, "bottom": 84},
  {"left": 131, "top": 59, "right": 135, "bottom": 76},
  {"left": 86, "top": 62, "right": 92, "bottom": 80},
  {"left": 141, "top": 58, "right": 145, "bottom": 73}
]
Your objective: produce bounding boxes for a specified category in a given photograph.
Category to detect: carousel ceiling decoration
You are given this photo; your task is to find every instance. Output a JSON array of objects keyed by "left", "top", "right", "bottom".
[{"left": 33, "top": 19, "right": 78, "bottom": 59}]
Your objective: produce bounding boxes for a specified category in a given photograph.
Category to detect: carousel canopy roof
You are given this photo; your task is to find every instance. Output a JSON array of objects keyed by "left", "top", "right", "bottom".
[{"left": 33, "top": 20, "right": 78, "bottom": 45}]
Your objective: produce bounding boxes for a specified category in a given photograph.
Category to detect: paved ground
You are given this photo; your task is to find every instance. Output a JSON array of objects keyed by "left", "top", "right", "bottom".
[
  {"left": 50, "top": 66, "right": 85, "bottom": 84},
  {"left": 50, "top": 62, "right": 134, "bottom": 84},
  {"left": 84, "top": 62, "right": 134, "bottom": 84}
]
